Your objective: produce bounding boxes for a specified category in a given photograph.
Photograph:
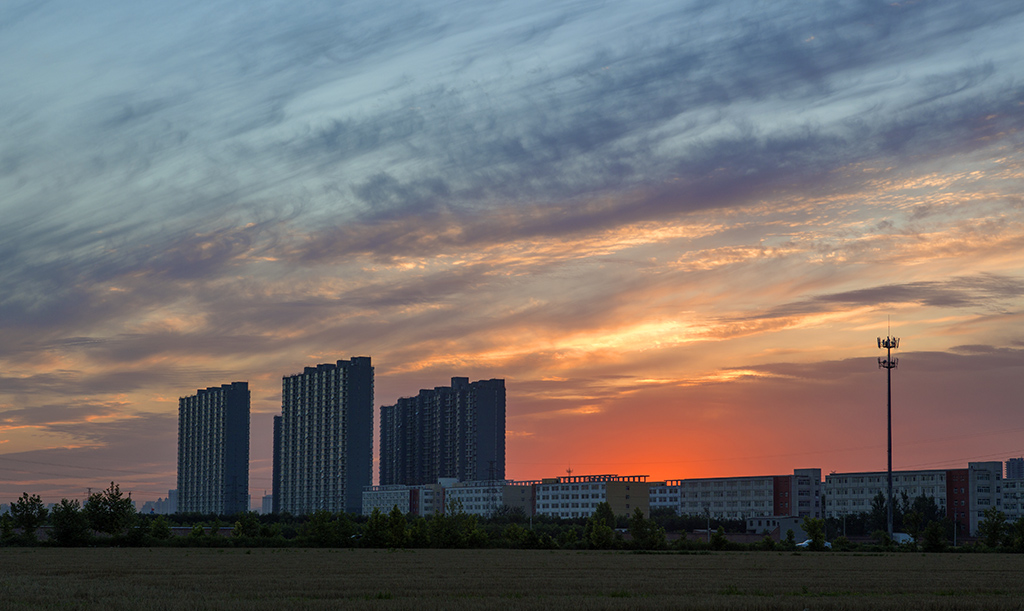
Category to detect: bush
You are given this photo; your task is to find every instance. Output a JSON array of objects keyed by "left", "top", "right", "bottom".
[
  {"left": 149, "top": 515, "right": 173, "bottom": 541},
  {"left": 710, "top": 526, "right": 728, "bottom": 551}
]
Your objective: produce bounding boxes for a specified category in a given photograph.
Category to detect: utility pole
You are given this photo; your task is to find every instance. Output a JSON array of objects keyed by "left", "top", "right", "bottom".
[
  {"left": 705, "top": 506, "right": 711, "bottom": 543},
  {"left": 878, "top": 325, "right": 899, "bottom": 540}
]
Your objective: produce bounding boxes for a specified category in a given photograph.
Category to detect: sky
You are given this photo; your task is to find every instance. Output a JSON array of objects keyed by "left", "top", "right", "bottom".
[{"left": 2, "top": 0, "right": 1024, "bottom": 506}]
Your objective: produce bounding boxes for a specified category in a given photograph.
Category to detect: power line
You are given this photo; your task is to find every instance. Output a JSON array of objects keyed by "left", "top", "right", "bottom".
[{"left": 0, "top": 456, "right": 167, "bottom": 477}]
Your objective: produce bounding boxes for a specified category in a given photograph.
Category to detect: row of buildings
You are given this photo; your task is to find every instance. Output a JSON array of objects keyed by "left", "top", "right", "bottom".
[
  {"left": 176, "top": 356, "right": 507, "bottom": 516},
  {"left": 362, "top": 460, "right": 1024, "bottom": 537},
  {"left": 174, "top": 356, "right": 1020, "bottom": 538}
]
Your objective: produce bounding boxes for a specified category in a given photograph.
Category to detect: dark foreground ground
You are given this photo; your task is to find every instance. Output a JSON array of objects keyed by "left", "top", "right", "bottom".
[{"left": 1, "top": 548, "right": 1022, "bottom": 610}]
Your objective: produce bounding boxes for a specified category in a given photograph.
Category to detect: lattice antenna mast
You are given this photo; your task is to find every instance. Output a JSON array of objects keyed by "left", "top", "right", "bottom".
[{"left": 877, "top": 321, "right": 899, "bottom": 540}]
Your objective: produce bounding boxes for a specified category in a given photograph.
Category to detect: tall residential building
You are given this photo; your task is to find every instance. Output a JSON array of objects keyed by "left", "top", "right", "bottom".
[
  {"left": 177, "top": 382, "right": 250, "bottom": 515},
  {"left": 272, "top": 415, "right": 282, "bottom": 514},
  {"left": 379, "top": 377, "right": 505, "bottom": 486},
  {"left": 274, "top": 357, "right": 373, "bottom": 515}
]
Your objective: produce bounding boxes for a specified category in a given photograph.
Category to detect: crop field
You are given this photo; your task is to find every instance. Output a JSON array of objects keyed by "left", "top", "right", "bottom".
[{"left": 1, "top": 548, "right": 1023, "bottom": 610}]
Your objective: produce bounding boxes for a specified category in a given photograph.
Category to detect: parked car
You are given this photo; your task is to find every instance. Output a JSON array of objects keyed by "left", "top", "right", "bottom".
[{"left": 892, "top": 533, "right": 914, "bottom": 545}]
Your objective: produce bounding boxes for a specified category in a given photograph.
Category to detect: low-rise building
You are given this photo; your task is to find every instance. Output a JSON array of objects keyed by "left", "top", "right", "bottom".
[
  {"left": 825, "top": 469, "right": 948, "bottom": 518},
  {"left": 968, "top": 461, "right": 1004, "bottom": 536},
  {"left": 1002, "top": 478, "right": 1024, "bottom": 523},
  {"left": 534, "top": 474, "right": 649, "bottom": 519},
  {"left": 824, "top": 461, "right": 1004, "bottom": 536},
  {"left": 362, "top": 482, "right": 446, "bottom": 516},
  {"left": 445, "top": 480, "right": 508, "bottom": 517},
  {"left": 657, "top": 468, "right": 822, "bottom": 521}
]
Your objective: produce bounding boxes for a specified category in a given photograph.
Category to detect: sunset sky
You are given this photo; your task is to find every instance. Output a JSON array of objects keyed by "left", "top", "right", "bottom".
[{"left": 3, "top": 0, "right": 1024, "bottom": 505}]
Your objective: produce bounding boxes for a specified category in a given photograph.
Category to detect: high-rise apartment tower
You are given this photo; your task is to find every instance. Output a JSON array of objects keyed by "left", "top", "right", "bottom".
[
  {"left": 274, "top": 357, "right": 373, "bottom": 514},
  {"left": 379, "top": 377, "right": 505, "bottom": 486},
  {"left": 177, "top": 381, "right": 250, "bottom": 514}
]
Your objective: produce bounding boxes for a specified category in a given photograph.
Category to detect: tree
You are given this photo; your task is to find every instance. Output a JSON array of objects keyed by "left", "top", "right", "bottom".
[
  {"left": 909, "top": 494, "right": 943, "bottom": 525},
  {"left": 904, "top": 494, "right": 942, "bottom": 547},
  {"left": 0, "top": 513, "right": 15, "bottom": 545},
  {"left": 387, "top": 506, "right": 410, "bottom": 548},
  {"left": 49, "top": 499, "right": 91, "bottom": 546},
  {"left": 903, "top": 511, "right": 923, "bottom": 548},
  {"left": 832, "top": 535, "right": 852, "bottom": 552},
  {"left": 589, "top": 523, "right": 616, "bottom": 549},
  {"left": 84, "top": 482, "right": 136, "bottom": 537},
  {"left": 871, "top": 529, "right": 893, "bottom": 548},
  {"left": 502, "top": 523, "right": 527, "bottom": 547},
  {"left": 897, "top": 491, "right": 911, "bottom": 531},
  {"left": 592, "top": 502, "right": 616, "bottom": 530},
  {"left": 557, "top": 526, "right": 580, "bottom": 549},
  {"left": 801, "top": 516, "right": 827, "bottom": 551},
  {"left": 409, "top": 516, "right": 431, "bottom": 547},
  {"left": 300, "top": 510, "right": 352, "bottom": 547},
  {"left": 1008, "top": 517, "right": 1024, "bottom": 553},
  {"left": 490, "top": 504, "right": 527, "bottom": 524},
  {"left": 584, "top": 502, "right": 618, "bottom": 549},
  {"left": 782, "top": 529, "right": 797, "bottom": 550},
  {"left": 869, "top": 492, "right": 888, "bottom": 534},
  {"left": 10, "top": 493, "right": 48, "bottom": 543},
  {"left": 710, "top": 525, "right": 728, "bottom": 550},
  {"left": 427, "top": 499, "right": 486, "bottom": 548},
  {"left": 977, "top": 507, "right": 1008, "bottom": 549},
  {"left": 921, "top": 520, "right": 947, "bottom": 553},
  {"left": 362, "top": 508, "right": 389, "bottom": 547},
  {"left": 232, "top": 512, "right": 261, "bottom": 539},
  {"left": 628, "top": 507, "right": 666, "bottom": 550}
]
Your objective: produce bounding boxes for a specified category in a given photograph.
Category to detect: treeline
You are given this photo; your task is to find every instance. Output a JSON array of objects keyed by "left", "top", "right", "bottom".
[{"left": 4, "top": 484, "right": 1024, "bottom": 552}]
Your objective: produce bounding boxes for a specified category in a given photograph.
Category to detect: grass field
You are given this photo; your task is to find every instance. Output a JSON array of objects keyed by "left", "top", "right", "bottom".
[{"left": 2, "top": 548, "right": 1023, "bottom": 610}]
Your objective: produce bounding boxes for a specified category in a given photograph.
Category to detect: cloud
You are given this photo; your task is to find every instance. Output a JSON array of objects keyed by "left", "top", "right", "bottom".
[
  {"left": 735, "top": 274, "right": 1024, "bottom": 324},
  {"left": 2, "top": 0, "right": 1024, "bottom": 493},
  {"left": 0, "top": 401, "right": 121, "bottom": 428}
]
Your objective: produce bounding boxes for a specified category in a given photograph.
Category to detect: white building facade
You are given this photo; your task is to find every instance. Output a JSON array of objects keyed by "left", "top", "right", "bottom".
[
  {"left": 825, "top": 469, "right": 948, "bottom": 518},
  {"left": 534, "top": 475, "right": 649, "bottom": 519},
  {"left": 824, "top": 462, "right": 1005, "bottom": 536}
]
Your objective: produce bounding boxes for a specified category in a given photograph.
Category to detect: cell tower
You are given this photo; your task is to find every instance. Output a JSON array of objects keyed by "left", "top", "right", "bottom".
[{"left": 877, "top": 324, "right": 899, "bottom": 539}]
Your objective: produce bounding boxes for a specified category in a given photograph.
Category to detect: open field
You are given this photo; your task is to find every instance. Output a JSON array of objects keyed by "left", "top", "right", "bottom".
[{"left": 2, "top": 549, "right": 1023, "bottom": 610}]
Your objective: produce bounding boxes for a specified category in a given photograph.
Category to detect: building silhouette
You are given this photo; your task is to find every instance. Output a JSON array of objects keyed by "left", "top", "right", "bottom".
[
  {"left": 177, "top": 382, "right": 250, "bottom": 514},
  {"left": 274, "top": 357, "right": 373, "bottom": 515},
  {"left": 379, "top": 377, "right": 505, "bottom": 486},
  {"left": 1007, "top": 457, "right": 1024, "bottom": 480}
]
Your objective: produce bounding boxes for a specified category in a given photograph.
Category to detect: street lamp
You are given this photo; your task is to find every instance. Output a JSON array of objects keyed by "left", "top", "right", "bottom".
[{"left": 878, "top": 331, "right": 899, "bottom": 539}]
